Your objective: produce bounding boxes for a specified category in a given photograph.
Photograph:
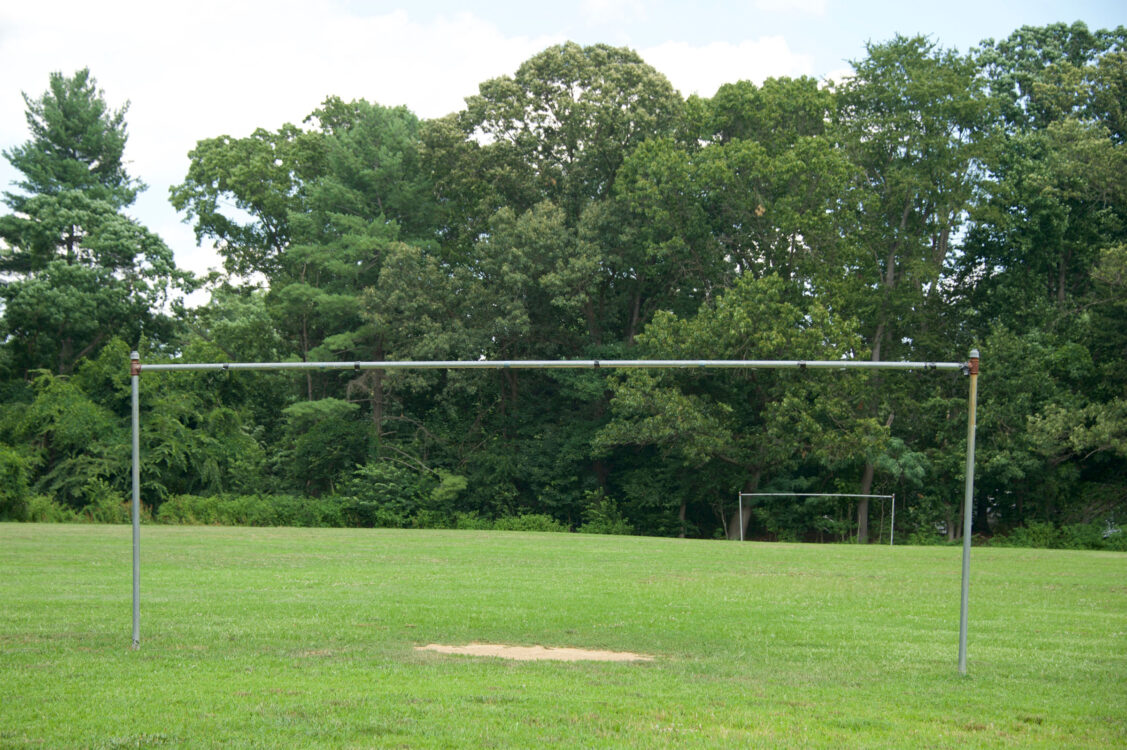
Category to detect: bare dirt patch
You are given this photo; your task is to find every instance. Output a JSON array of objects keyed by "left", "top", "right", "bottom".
[{"left": 416, "top": 643, "right": 654, "bottom": 662}]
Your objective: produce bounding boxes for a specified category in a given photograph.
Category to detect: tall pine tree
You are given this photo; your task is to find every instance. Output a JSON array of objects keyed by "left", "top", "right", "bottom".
[{"left": 0, "top": 68, "right": 186, "bottom": 376}]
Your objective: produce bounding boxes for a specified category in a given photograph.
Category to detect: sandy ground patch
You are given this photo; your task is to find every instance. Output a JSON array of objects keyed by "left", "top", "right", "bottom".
[{"left": 416, "top": 643, "right": 654, "bottom": 662}]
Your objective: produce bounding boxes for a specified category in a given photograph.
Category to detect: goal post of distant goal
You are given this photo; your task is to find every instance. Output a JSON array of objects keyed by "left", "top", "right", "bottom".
[{"left": 129, "top": 350, "right": 980, "bottom": 673}]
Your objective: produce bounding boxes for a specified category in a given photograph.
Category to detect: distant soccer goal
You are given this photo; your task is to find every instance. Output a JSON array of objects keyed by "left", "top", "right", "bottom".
[{"left": 736, "top": 492, "right": 896, "bottom": 544}]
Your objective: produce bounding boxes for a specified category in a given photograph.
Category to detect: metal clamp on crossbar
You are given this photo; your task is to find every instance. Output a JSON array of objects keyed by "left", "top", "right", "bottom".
[{"left": 593, "top": 360, "right": 600, "bottom": 369}]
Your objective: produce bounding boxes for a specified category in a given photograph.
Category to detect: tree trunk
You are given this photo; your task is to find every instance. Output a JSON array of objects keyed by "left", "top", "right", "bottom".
[
  {"left": 626, "top": 283, "right": 642, "bottom": 345},
  {"left": 301, "top": 316, "right": 312, "bottom": 400},
  {"left": 1057, "top": 251, "right": 1069, "bottom": 307},
  {"left": 59, "top": 337, "right": 73, "bottom": 375},
  {"left": 975, "top": 490, "right": 990, "bottom": 537},
  {"left": 371, "top": 342, "right": 385, "bottom": 436},
  {"left": 857, "top": 461, "right": 874, "bottom": 543},
  {"left": 582, "top": 299, "right": 602, "bottom": 346},
  {"left": 858, "top": 318, "right": 887, "bottom": 544},
  {"left": 372, "top": 369, "right": 384, "bottom": 458}
]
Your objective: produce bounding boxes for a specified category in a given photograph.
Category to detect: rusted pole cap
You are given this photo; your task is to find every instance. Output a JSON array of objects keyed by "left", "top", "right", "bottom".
[
  {"left": 130, "top": 351, "right": 141, "bottom": 377},
  {"left": 968, "top": 349, "right": 979, "bottom": 376}
]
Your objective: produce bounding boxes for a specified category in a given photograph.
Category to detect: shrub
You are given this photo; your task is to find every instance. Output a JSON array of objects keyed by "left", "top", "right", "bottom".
[
  {"left": 267, "top": 494, "right": 344, "bottom": 527},
  {"left": 1056, "top": 522, "right": 1107, "bottom": 550},
  {"left": 156, "top": 495, "right": 219, "bottom": 524},
  {"left": 340, "top": 462, "right": 430, "bottom": 528},
  {"left": 493, "top": 513, "right": 567, "bottom": 532},
  {"left": 904, "top": 528, "right": 946, "bottom": 546},
  {"left": 996, "top": 521, "right": 1059, "bottom": 548},
  {"left": 452, "top": 511, "right": 493, "bottom": 530},
  {"left": 156, "top": 494, "right": 344, "bottom": 527},
  {"left": 991, "top": 520, "right": 1127, "bottom": 551},
  {"left": 1103, "top": 524, "right": 1127, "bottom": 552},
  {"left": 0, "top": 455, "right": 29, "bottom": 521},
  {"left": 578, "top": 491, "right": 634, "bottom": 535},
  {"left": 80, "top": 479, "right": 131, "bottom": 524},
  {"left": 0, "top": 446, "right": 31, "bottom": 521},
  {"left": 24, "top": 495, "right": 79, "bottom": 522},
  {"left": 340, "top": 500, "right": 406, "bottom": 528},
  {"left": 412, "top": 509, "right": 448, "bottom": 529}
]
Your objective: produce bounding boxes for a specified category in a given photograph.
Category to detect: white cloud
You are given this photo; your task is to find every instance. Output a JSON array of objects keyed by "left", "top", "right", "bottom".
[
  {"left": 581, "top": 0, "right": 647, "bottom": 25},
  {"left": 821, "top": 66, "right": 855, "bottom": 87},
  {"left": 641, "top": 37, "right": 814, "bottom": 98},
  {"left": 0, "top": 3, "right": 821, "bottom": 280},
  {"left": 752, "top": 0, "right": 828, "bottom": 16},
  {"left": 1, "top": 1, "right": 562, "bottom": 276}
]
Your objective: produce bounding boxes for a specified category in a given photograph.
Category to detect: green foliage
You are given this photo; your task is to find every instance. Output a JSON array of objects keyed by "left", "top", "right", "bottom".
[
  {"left": 135, "top": 344, "right": 272, "bottom": 503},
  {"left": 278, "top": 399, "right": 368, "bottom": 495},
  {"left": 904, "top": 527, "right": 948, "bottom": 546},
  {"left": 4, "top": 33, "right": 1126, "bottom": 545},
  {"left": 1, "top": 69, "right": 190, "bottom": 377},
  {"left": 2, "top": 67, "right": 137, "bottom": 207},
  {"left": 450, "top": 511, "right": 494, "bottom": 530},
  {"left": 78, "top": 478, "right": 130, "bottom": 523},
  {"left": 492, "top": 513, "right": 567, "bottom": 532},
  {"left": 430, "top": 470, "right": 468, "bottom": 505},
  {"left": 578, "top": 490, "right": 634, "bottom": 535},
  {"left": 2, "top": 260, "right": 149, "bottom": 375},
  {"left": 337, "top": 466, "right": 467, "bottom": 530},
  {"left": 22, "top": 495, "right": 79, "bottom": 523},
  {"left": 991, "top": 520, "right": 1127, "bottom": 550},
  {"left": 15, "top": 372, "right": 125, "bottom": 507},
  {"left": 463, "top": 41, "right": 682, "bottom": 223},
  {"left": 169, "top": 123, "right": 316, "bottom": 276},
  {"left": 155, "top": 494, "right": 344, "bottom": 527},
  {"left": 338, "top": 461, "right": 434, "bottom": 528},
  {"left": 0, "top": 445, "right": 31, "bottom": 520}
]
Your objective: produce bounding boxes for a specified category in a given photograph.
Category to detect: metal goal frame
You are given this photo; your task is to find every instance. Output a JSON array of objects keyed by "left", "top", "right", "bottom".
[{"left": 128, "top": 351, "right": 980, "bottom": 672}]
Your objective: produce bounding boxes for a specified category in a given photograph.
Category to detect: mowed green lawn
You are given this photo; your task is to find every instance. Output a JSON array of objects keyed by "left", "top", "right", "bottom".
[{"left": 1, "top": 524, "right": 1124, "bottom": 748}]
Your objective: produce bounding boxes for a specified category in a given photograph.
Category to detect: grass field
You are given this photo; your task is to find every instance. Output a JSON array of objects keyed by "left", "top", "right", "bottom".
[{"left": 1, "top": 524, "right": 1124, "bottom": 748}]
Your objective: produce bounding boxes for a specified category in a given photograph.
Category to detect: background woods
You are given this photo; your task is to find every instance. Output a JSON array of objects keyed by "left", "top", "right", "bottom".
[{"left": 1, "top": 25, "right": 1125, "bottom": 546}]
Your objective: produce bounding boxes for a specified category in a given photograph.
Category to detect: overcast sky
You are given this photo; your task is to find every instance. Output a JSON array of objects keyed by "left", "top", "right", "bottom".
[{"left": 1, "top": 0, "right": 1123, "bottom": 279}]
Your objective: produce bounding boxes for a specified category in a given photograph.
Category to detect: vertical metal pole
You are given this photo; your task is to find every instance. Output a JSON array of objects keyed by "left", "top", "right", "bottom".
[
  {"left": 130, "top": 352, "right": 141, "bottom": 649},
  {"left": 958, "top": 349, "right": 979, "bottom": 674},
  {"left": 738, "top": 495, "right": 744, "bottom": 541},
  {"left": 890, "top": 494, "right": 895, "bottom": 547}
]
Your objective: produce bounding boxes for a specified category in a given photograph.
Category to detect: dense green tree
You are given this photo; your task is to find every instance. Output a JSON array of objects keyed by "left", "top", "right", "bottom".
[
  {"left": 1, "top": 69, "right": 186, "bottom": 376},
  {"left": 834, "top": 36, "right": 993, "bottom": 540},
  {"left": 169, "top": 123, "right": 320, "bottom": 277},
  {"left": 954, "top": 24, "right": 1127, "bottom": 534},
  {"left": 4, "top": 32, "right": 1122, "bottom": 542},
  {"left": 2, "top": 68, "right": 138, "bottom": 209},
  {"left": 463, "top": 42, "right": 683, "bottom": 225},
  {"left": 596, "top": 274, "right": 884, "bottom": 539},
  {"left": 976, "top": 22, "right": 1126, "bottom": 132},
  {"left": 275, "top": 398, "right": 368, "bottom": 495},
  {"left": 704, "top": 76, "right": 834, "bottom": 153}
]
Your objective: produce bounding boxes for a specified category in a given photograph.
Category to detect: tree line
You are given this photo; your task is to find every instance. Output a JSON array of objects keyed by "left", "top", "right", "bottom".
[{"left": 1, "top": 23, "right": 1125, "bottom": 547}]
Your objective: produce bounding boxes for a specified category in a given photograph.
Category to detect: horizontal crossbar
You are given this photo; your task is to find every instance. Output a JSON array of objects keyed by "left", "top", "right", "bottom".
[{"left": 138, "top": 358, "right": 967, "bottom": 373}]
